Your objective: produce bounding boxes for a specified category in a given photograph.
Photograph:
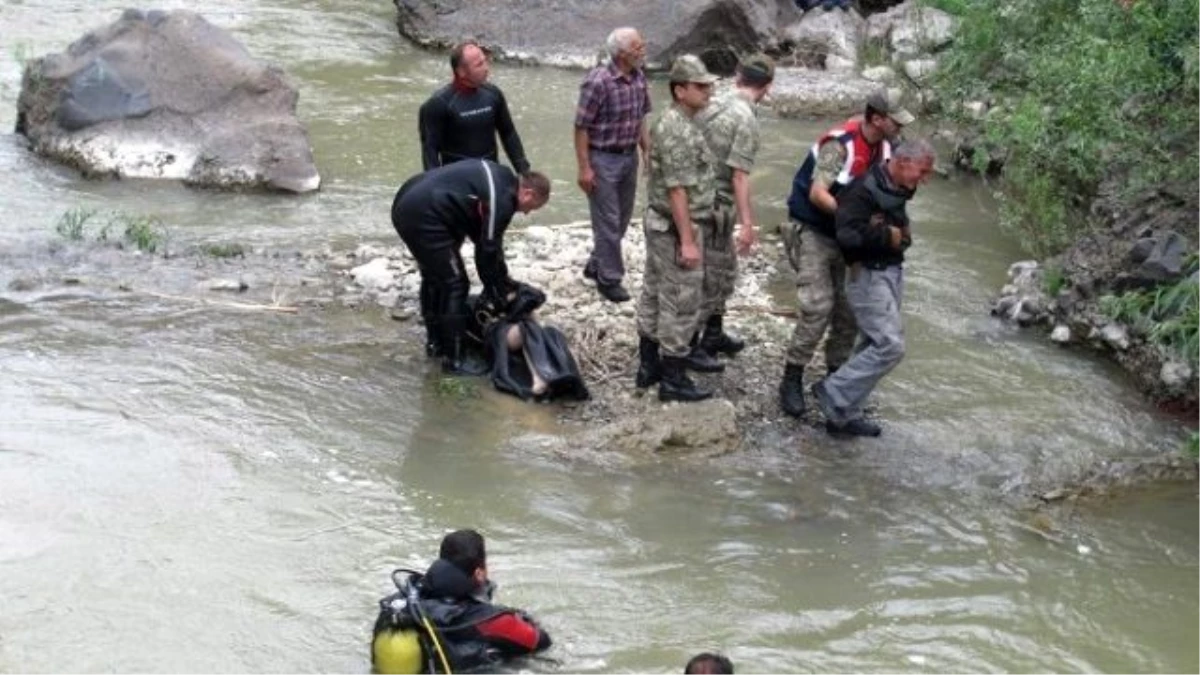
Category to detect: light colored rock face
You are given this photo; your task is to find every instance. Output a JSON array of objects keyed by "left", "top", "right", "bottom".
[
  {"left": 903, "top": 58, "right": 938, "bottom": 84},
  {"left": 889, "top": 6, "right": 958, "bottom": 57},
  {"left": 767, "top": 67, "right": 883, "bottom": 118},
  {"left": 779, "top": 7, "right": 865, "bottom": 71},
  {"left": 16, "top": 9, "right": 320, "bottom": 193},
  {"left": 861, "top": 65, "right": 898, "bottom": 83}
]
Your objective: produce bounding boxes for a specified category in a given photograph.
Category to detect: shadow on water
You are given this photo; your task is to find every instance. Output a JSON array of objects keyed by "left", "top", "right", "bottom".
[{"left": 0, "top": 0, "right": 1195, "bottom": 673}]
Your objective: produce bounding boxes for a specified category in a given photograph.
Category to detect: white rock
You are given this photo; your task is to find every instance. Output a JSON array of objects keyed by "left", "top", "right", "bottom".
[
  {"left": 1160, "top": 359, "right": 1193, "bottom": 389},
  {"left": 1050, "top": 324, "right": 1071, "bottom": 343},
  {"left": 350, "top": 257, "right": 395, "bottom": 292},
  {"left": 963, "top": 100, "right": 988, "bottom": 120},
  {"left": 1100, "top": 323, "right": 1130, "bottom": 351},
  {"left": 861, "top": 65, "right": 897, "bottom": 83},
  {"left": 903, "top": 58, "right": 938, "bottom": 84}
]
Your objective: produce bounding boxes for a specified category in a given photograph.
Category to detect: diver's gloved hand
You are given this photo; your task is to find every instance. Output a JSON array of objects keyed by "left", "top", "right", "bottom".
[
  {"left": 506, "top": 282, "right": 547, "bottom": 320},
  {"left": 481, "top": 284, "right": 510, "bottom": 314}
]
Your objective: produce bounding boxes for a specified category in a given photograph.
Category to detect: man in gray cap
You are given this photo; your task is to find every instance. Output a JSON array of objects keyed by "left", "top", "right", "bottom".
[
  {"left": 635, "top": 54, "right": 719, "bottom": 402},
  {"left": 777, "top": 89, "right": 913, "bottom": 419},
  {"left": 692, "top": 53, "right": 776, "bottom": 366}
]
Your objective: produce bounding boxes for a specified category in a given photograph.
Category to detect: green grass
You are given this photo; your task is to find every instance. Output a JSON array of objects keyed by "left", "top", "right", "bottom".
[
  {"left": 1187, "top": 432, "right": 1199, "bottom": 459},
  {"left": 1099, "top": 257, "right": 1199, "bottom": 367},
  {"left": 919, "top": 0, "right": 971, "bottom": 16},
  {"left": 435, "top": 376, "right": 479, "bottom": 400},
  {"left": 113, "top": 213, "right": 165, "bottom": 253},
  {"left": 54, "top": 208, "right": 97, "bottom": 241},
  {"left": 1043, "top": 264, "right": 1068, "bottom": 297},
  {"left": 200, "top": 242, "right": 247, "bottom": 258}
]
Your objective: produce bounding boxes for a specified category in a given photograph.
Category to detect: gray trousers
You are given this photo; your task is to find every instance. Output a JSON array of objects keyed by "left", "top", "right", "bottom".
[
  {"left": 819, "top": 265, "right": 905, "bottom": 424},
  {"left": 587, "top": 149, "right": 639, "bottom": 285}
]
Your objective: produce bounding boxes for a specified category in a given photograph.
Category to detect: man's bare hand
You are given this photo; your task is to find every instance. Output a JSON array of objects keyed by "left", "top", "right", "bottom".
[
  {"left": 678, "top": 241, "right": 702, "bottom": 269},
  {"left": 736, "top": 224, "right": 757, "bottom": 257},
  {"left": 577, "top": 165, "right": 595, "bottom": 194}
]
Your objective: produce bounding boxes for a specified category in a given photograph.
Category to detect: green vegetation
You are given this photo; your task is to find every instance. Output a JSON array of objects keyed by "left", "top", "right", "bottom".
[
  {"left": 54, "top": 208, "right": 98, "bottom": 241},
  {"left": 1187, "top": 432, "right": 1198, "bottom": 460},
  {"left": 934, "top": 0, "right": 1199, "bottom": 257},
  {"left": 52, "top": 208, "right": 166, "bottom": 253},
  {"left": 1042, "top": 264, "right": 1067, "bottom": 297},
  {"left": 435, "top": 376, "right": 479, "bottom": 400},
  {"left": 200, "top": 242, "right": 247, "bottom": 258},
  {"left": 920, "top": 0, "right": 970, "bottom": 15},
  {"left": 1099, "top": 257, "right": 1199, "bottom": 368}
]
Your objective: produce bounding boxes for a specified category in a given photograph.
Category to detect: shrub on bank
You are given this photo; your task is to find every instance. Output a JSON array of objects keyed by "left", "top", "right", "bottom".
[{"left": 933, "top": 0, "right": 1199, "bottom": 256}]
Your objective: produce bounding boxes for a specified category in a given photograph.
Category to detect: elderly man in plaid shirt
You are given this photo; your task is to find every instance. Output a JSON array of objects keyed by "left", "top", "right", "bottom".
[{"left": 573, "top": 27, "right": 652, "bottom": 303}]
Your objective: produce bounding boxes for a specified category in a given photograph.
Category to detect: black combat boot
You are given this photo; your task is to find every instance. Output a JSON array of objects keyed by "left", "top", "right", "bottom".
[
  {"left": 779, "top": 363, "right": 806, "bottom": 417},
  {"left": 825, "top": 418, "right": 882, "bottom": 438},
  {"left": 700, "top": 314, "right": 745, "bottom": 356},
  {"left": 658, "top": 356, "right": 713, "bottom": 402},
  {"left": 685, "top": 332, "right": 725, "bottom": 373},
  {"left": 635, "top": 334, "right": 662, "bottom": 389}
]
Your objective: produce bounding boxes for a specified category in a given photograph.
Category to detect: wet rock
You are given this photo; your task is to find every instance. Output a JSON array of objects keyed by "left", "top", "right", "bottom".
[
  {"left": 581, "top": 399, "right": 740, "bottom": 456},
  {"left": 16, "top": 10, "right": 320, "bottom": 192},
  {"left": 1137, "top": 231, "right": 1187, "bottom": 282},
  {"left": 1100, "top": 323, "right": 1130, "bottom": 351},
  {"left": 1160, "top": 359, "right": 1193, "bottom": 390},
  {"left": 8, "top": 277, "right": 39, "bottom": 292},
  {"left": 1049, "top": 324, "right": 1071, "bottom": 344},
  {"left": 350, "top": 257, "right": 394, "bottom": 292}
]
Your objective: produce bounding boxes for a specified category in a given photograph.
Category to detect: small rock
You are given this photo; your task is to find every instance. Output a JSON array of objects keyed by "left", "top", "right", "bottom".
[
  {"left": 207, "top": 278, "right": 248, "bottom": 292},
  {"left": 1160, "top": 359, "right": 1193, "bottom": 389},
  {"left": 350, "top": 257, "right": 395, "bottom": 292},
  {"left": 389, "top": 306, "right": 414, "bottom": 321},
  {"left": 1049, "top": 324, "right": 1071, "bottom": 344},
  {"left": 860, "top": 65, "right": 896, "bottom": 83},
  {"left": 1100, "top": 323, "right": 1130, "bottom": 350}
]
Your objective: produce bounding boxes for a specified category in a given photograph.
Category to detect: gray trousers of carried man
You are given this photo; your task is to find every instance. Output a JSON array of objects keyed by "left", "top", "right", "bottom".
[
  {"left": 819, "top": 265, "right": 906, "bottom": 425},
  {"left": 637, "top": 210, "right": 705, "bottom": 358}
]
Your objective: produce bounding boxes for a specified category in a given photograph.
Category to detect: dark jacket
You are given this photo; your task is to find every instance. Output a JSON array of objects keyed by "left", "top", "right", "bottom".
[
  {"left": 419, "top": 82, "right": 531, "bottom": 175},
  {"left": 834, "top": 162, "right": 915, "bottom": 268},
  {"left": 391, "top": 159, "right": 520, "bottom": 293}
]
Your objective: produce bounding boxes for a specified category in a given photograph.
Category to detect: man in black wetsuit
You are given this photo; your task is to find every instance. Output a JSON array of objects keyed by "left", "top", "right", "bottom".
[
  {"left": 419, "top": 40, "right": 532, "bottom": 174},
  {"left": 391, "top": 159, "right": 551, "bottom": 375}
]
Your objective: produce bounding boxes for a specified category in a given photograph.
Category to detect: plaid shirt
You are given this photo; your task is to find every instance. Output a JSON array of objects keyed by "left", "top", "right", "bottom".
[{"left": 574, "top": 61, "right": 651, "bottom": 150}]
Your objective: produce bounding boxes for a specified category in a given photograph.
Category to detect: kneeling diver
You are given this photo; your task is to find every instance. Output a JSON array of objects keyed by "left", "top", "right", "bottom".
[
  {"left": 391, "top": 161, "right": 551, "bottom": 375},
  {"left": 371, "top": 529, "right": 552, "bottom": 674}
]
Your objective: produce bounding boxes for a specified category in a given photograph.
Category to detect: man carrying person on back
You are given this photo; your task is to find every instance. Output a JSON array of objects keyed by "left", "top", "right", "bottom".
[
  {"left": 811, "top": 139, "right": 936, "bottom": 437},
  {"left": 419, "top": 40, "right": 532, "bottom": 175},
  {"left": 778, "top": 91, "right": 914, "bottom": 418},
  {"left": 574, "top": 27, "right": 652, "bottom": 303}
]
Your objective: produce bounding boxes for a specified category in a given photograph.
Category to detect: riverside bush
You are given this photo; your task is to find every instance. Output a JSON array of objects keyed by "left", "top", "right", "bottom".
[{"left": 933, "top": 0, "right": 1199, "bottom": 256}]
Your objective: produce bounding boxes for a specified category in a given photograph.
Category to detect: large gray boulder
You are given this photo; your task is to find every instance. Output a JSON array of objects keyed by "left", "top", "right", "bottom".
[
  {"left": 393, "top": 0, "right": 795, "bottom": 72},
  {"left": 16, "top": 9, "right": 320, "bottom": 193},
  {"left": 778, "top": 6, "right": 865, "bottom": 72},
  {"left": 768, "top": 67, "right": 884, "bottom": 117}
]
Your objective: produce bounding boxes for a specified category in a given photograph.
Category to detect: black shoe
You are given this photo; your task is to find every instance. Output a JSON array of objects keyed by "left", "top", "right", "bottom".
[
  {"left": 659, "top": 356, "right": 712, "bottom": 402},
  {"left": 779, "top": 363, "right": 806, "bottom": 417},
  {"left": 700, "top": 314, "right": 746, "bottom": 356},
  {"left": 685, "top": 333, "right": 724, "bottom": 373},
  {"left": 825, "top": 418, "right": 882, "bottom": 437},
  {"left": 597, "top": 282, "right": 631, "bottom": 303},
  {"left": 635, "top": 334, "right": 662, "bottom": 388},
  {"left": 441, "top": 335, "right": 488, "bottom": 376},
  {"left": 583, "top": 261, "right": 597, "bottom": 281}
]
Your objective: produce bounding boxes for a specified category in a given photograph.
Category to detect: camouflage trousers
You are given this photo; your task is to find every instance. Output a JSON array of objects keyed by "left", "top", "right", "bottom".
[
  {"left": 782, "top": 219, "right": 858, "bottom": 369},
  {"left": 637, "top": 210, "right": 705, "bottom": 358},
  {"left": 697, "top": 202, "right": 737, "bottom": 320}
]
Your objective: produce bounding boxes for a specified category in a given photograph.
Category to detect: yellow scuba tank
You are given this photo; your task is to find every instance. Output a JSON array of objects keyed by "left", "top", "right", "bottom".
[{"left": 372, "top": 628, "right": 425, "bottom": 675}]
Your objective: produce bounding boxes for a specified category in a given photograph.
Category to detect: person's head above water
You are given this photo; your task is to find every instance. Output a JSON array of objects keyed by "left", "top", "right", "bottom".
[
  {"left": 685, "top": 652, "right": 734, "bottom": 674},
  {"left": 439, "top": 528, "right": 488, "bottom": 588}
]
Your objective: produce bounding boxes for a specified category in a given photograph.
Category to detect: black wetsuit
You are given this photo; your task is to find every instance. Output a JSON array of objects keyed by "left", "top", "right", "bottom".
[
  {"left": 391, "top": 159, "right": 519, "bottom": 361},
  {"left": 419, "top": 81, "right": 531, "bottom": 174}
]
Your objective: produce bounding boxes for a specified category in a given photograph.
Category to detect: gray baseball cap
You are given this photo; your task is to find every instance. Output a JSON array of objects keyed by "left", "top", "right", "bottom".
[
  {"left": 866, "top": 90, "right": 916, "bottom": 126},
  {"left": 668, "top": 54, "right": 718, "bottom": 85}
]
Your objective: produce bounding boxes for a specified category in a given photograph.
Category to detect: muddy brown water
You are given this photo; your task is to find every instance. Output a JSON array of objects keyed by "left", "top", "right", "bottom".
[{"left": 0, "top": 1, "right": 1196, "bottom": 672}]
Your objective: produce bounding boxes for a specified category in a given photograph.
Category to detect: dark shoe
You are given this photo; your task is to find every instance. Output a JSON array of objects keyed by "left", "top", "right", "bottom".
[
  {"left": 700, "top": 314, "right": 746, "bottom": 356},
  {"left": 441, "top": 335, "right": 488, "bottom": 376},
  {"left": 685, "top": 333, "right": 725, "bottom": 373},
  {"left": 659, "top": 356, "right": 712, "bottom": 402},
  {"left": 583, "top": 261, "right": 597, "bottom": 281},
  {"left": 597, "top": 282, "right": 631, "bottom": 303},
  {"left": 825, "top": 418, "right": 882, "bottom": 437},
  {"left": 635, "top": 335, "right": 662, "bottom": 388},
  {"left": 779, "top": 363, "right": 806, "bottom": 417}
]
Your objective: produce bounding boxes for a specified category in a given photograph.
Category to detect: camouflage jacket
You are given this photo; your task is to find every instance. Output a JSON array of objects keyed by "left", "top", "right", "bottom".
[
  {"left": 646, "top": 102, "right": 715, "bottom": 226},
  {"left": 696, "top": 87, "right": 760, "bottom": 205}
]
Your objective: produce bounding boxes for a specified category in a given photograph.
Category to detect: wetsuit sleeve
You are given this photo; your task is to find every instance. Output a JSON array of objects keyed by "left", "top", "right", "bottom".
[
  {"left": 475, "top": 610, "right": 552, "bottom": 655},
  {"left": 494, "top": 89, "right": 531, "bottom": 174},
  {"left": 835, "top": 183, "right": 893, "bottom": 257},
  {"left": 418, "top": 94, "right": 446, "bottom": 171},
  {"left": 474, "top": 166, "right": 516, "bottom": 294}
]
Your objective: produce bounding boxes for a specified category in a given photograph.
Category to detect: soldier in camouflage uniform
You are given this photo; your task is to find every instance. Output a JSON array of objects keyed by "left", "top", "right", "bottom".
[
  {"left": 635, "top": 54, "right": 718, "bottom": 402},
  {"left": 692, "top": 53, "right": 775, "bottom": 364},
  {"left": 778, "top": 91, "right": 914, "bottom": 417}
]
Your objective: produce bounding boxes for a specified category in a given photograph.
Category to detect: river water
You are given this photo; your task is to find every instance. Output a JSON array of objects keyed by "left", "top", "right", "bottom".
[{"left": 0, "top": 1, "right": 1196, "bottom": 672}]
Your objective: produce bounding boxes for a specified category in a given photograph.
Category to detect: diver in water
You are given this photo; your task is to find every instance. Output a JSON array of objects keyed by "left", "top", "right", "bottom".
[{"left": 372, "top": 529, "right": 552, "bottom": 674}]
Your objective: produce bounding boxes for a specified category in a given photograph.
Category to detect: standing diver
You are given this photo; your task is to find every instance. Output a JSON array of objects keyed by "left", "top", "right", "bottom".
[
  {"left": 391, "top": 160, "right": 551, "bottom": 375},
  {"left": 372, "top": 529, "right": 552, "bottom": 674}
]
